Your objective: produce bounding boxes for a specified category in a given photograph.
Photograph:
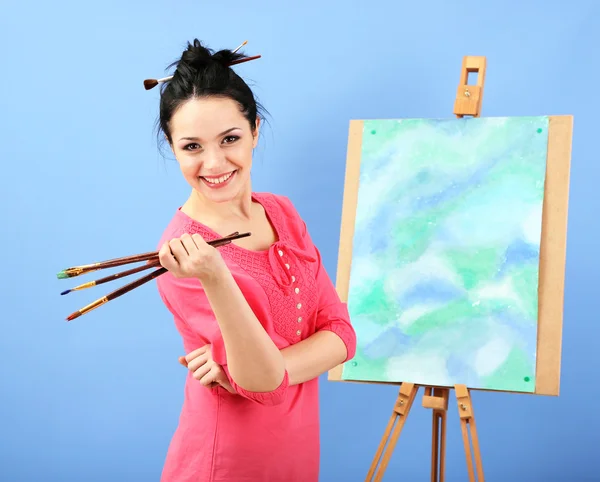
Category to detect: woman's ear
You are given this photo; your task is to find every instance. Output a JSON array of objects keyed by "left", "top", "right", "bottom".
[
  {"left": 166, "top": 135, "right": 177, "bottom": 158},
  {"left": 252, "top": 117, "right": 261, "bottom": 148}
]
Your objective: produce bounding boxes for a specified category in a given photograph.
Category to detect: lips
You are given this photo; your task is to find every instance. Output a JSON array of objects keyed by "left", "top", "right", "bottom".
[{"left": 199, "top": 170, "right": 237, "bottom": 189}]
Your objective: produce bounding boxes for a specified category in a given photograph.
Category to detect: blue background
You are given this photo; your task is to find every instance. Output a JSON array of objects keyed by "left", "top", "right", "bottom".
[{"left": 1, "top": 0, "right": 598, "bottom": 480}]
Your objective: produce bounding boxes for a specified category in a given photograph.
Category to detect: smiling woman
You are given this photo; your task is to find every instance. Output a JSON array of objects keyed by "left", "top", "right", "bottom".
[
  {"left": 169, "top": 97, "right": 257, "bottom": 204},
  {"left": 150, "top": 39, "right": 357, "bottom": 482}
]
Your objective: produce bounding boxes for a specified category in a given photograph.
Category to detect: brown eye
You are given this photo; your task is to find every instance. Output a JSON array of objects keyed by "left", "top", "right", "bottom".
[
  {"left": 223, "top": 136, "right": 239, "bottom": 144},
  {"left": 184, "top": 143, "right": 200, "bottom": 151}
]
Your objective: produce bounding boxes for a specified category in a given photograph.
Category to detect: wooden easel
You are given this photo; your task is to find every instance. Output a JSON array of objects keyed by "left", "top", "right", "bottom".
[{"left": 365, "top": 56, "right": 487, "bottom": 482}]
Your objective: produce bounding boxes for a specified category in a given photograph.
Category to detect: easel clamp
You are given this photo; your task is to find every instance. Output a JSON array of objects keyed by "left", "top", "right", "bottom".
[
  {"left": 394, "top": 381, "right": 414, "bottom": 415},
  {"left": 453, "top": 56, "right": 487, "bottom": 118},
  {"left": 422, "top": 387, "right": 449, "bottom": 411},
  {"left": 455, "top": 384, "right": 473, "bottom": 419}
]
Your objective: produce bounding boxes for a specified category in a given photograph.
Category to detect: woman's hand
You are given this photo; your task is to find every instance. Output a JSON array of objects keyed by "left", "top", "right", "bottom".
[
  {"left": 179, "top": 345, "right": 236, "bottom": 394},
  {"left": 159, "top": 233, "right": 226, "bottom": 282}
]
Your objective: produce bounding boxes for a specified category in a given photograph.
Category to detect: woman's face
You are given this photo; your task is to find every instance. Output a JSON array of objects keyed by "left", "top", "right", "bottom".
[{"left": 169, "top": 96, "right": 259, "bottom": 204}]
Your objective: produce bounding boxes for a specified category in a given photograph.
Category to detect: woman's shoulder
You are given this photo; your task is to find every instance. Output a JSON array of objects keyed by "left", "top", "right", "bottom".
[
  {"left": 253, "top": 191, "right": 313, "bottom": 251},
  {"left": 253, "top": 191, "right": 303, "bottom": 223},
  {"left": 156, "top": 208, "right": 190, "bottom": 249}
]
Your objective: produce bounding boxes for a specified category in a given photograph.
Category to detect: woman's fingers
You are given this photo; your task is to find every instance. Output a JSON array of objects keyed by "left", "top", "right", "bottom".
[
  {"left": 158, "top": 242, "right": 178, "bottom": 270},
  {"left": 193, "top": 362, "right": 212, "bottom": 382},
  {"left": 160, "top": 233, "right": 225, "bottom": 280},
  {"left": 180, "top": 353, "right": 234, "bottom": 393},
  {"left": 199, "top": 365, "right": 222, "bottom": 387},
  {"left": 187, "top": 352, "right": 210, "bottom": 372},
  {"left": 221, "top": 382, "right": 236, "bottom": 394},
  {"left": 179, "top": 233, "right": 199, "bottom": 255},
  {"left": 184, "top": 345, "right": 210, "bottom": 364},
  {"left": 213, "top": 367, "right": 236, "bottom": 393},
  {"left": 191, "top": 233, "right": 209, "bottom": 250},
  {"left": 168, "top": 238, "right": 188, "bottom": 261}
]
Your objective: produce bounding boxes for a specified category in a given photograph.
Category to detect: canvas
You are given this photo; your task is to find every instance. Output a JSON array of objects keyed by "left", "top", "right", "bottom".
[{"left": 340, "top": 116, "right": 549, "bottom": 393}]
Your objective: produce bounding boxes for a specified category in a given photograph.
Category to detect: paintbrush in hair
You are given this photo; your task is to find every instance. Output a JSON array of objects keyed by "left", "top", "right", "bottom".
[{"left": 143, "top": 40, "right": 257, "bottom": 90}]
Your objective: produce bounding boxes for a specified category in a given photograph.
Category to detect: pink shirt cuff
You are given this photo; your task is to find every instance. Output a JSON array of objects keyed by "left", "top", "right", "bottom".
[
  {"left": 222, "top": 366, "right": 290, "bottom": 406},
  {"left": 316, "top": 302, "right": 357, "bottom": 362}
]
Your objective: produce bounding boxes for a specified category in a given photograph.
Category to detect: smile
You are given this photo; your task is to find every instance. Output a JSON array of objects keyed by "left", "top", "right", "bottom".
[{"left": 200, "top": 170, "right": 237, "bottom": 189}]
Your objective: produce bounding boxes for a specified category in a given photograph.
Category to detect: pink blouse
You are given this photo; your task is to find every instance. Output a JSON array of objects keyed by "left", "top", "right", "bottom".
[{"left": 155, "top": 192, "right": 356, "bottom": 482}]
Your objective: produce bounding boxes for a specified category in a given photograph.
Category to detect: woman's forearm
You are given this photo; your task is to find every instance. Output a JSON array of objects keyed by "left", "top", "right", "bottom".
[
  {"left": 200, "top": 266, "right": 286, "bottom": 393},
  {"left": 280, "top": 330, "right": 348, "bottom": 386}
]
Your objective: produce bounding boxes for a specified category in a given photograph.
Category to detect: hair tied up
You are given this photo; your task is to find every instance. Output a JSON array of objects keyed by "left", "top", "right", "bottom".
[{"left": 143, "top": 39, "right": 260, "bottom": 91}]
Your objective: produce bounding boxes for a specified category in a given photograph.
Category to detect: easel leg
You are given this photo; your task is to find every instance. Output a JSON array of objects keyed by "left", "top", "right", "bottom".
[
  {"left": 422, "top": 387, "right": 449, "bottom": 482},
  {"left": 365, "top": 383, "right": 418, "bottom": 482},
  {"left": 455, "top": 385, "right": 485, "bottom": 482}
]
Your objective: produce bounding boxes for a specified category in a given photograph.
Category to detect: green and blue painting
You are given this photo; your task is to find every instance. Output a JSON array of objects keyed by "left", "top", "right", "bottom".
[{"left": 341, "top": 116, "right": 549, "bottom": 393}]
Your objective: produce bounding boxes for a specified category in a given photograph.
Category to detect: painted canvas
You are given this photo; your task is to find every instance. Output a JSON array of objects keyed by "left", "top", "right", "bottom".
[{"left": 340, "top": 116, "right": 549, "bottom": 393}]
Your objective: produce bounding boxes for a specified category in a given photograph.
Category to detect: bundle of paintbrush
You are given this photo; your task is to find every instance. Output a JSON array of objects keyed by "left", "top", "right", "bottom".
[{"left": 57, "top": 231, "right": 250, "bottom": 321}]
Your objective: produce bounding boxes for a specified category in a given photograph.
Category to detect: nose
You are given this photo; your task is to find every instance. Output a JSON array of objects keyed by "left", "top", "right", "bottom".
[{"left": 201, "top": 145, "right": 227, "bottom": 172}]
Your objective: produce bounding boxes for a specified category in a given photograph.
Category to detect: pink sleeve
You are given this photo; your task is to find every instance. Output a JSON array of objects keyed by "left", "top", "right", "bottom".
[
  {"left": 220, "top": 365, "right": 289, "bottom": 406},
  {"left": 302, "top": 222, "right": 357, "bottom": 362},
  {"left": 157, "top": 274, "right": 288, "bottom": 406}
]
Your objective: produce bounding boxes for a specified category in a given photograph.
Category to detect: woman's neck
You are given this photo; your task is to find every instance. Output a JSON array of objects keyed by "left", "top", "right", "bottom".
[{"left": 182, "top": 182, "right": 254, "bottom": 227}]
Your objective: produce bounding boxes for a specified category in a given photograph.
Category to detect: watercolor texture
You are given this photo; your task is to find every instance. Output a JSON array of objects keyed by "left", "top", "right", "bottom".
[{"left": 341, "top": 116, "right": 549, "bottom": 393}]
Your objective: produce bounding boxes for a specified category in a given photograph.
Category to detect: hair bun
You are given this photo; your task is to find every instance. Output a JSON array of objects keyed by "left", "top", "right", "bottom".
[{"left": 180, "top": 39, "right": 244, "bottom": 71}]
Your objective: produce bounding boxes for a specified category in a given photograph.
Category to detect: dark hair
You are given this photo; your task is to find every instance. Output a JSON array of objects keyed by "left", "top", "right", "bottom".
[{"left": 157, "top": 39, "right": 266, "bottom": 145}]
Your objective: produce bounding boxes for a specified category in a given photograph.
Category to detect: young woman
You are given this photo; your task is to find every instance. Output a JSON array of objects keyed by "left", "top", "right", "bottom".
[{"left": 153, "top": 39, "right": 357, "bottom": 482}]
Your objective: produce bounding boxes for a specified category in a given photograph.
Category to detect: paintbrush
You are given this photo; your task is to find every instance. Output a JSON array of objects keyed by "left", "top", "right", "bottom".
[
  {"left": 66, "top": 265, "right": 167, "bottom": 321},
  {"left": 56, "top": 231, "right": 244, "bottom": 279},
  {"left": 64, "top": 232, "right": 251, "bottom": 321},
  {"left": 56, "top": 251, "right": 158, "bottom": 279},
  {"left": 60, "top": 260, "right": 161, "bottom": 295}
]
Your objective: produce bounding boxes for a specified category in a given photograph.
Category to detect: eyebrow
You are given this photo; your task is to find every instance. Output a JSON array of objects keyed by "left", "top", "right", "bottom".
[{"left": 179, "top": 127, "right": 241, "bottom": 142}]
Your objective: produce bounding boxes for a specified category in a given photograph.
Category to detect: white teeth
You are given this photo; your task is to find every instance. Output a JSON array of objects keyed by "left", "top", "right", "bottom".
[{"left": 203, "top": 172, "right": 233, "bottom": 184}]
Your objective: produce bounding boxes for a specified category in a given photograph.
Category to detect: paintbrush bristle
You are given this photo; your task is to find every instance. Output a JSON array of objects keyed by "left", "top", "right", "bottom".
[
  {"left": 144, "top": 79, "right": 159, "bottom": 90},
  {"left": 66, "top": 312, "right": 79, "bottom": 322}
]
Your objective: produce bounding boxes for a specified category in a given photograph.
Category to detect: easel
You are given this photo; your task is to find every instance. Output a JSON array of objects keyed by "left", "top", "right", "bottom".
[{"left": 365, "top": 56, "right": 487, "bottom": 482}]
